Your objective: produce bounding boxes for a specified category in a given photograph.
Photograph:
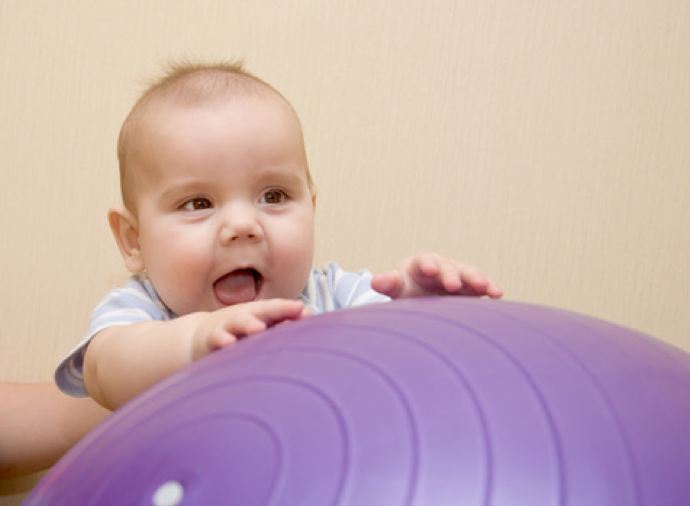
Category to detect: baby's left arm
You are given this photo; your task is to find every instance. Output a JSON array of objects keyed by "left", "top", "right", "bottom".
[{"left": 371, "top": 252, "right": 503, "bottom": 299}]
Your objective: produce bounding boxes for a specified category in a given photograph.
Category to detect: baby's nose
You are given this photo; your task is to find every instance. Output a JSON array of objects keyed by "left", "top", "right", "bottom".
[{"left": 219, "top": 206, "right": 263, "bottom": 244}]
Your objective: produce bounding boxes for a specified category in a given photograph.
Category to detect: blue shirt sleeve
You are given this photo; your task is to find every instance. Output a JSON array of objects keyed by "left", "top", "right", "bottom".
[{"left": 55, "top": 276, "right": 172, "bottom": 396}]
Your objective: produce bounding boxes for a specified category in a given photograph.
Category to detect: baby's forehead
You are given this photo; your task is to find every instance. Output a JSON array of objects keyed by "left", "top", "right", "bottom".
[
  {"left": 121, "top": 67, "right": 299, "bottom": 152},
  {"left": 136, "top": 84, "right": 299, "bottom": 144},
  {"left": 128, "top": 93, "right": 306, "bottom": 175},
  {"left": 118, "top": 68, "right": 310, "bottom": 209},
  {"left": 149, "top": 92, "right": 287, "bottom": 124}
]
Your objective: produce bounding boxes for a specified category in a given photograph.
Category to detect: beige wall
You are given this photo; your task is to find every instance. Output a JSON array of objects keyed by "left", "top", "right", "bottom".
[
  {"left": 1, "top": 0, "right": 689, "bottom": 502},
  {"left": 2, "top": 2, "right": 689, "bottom": 385}
]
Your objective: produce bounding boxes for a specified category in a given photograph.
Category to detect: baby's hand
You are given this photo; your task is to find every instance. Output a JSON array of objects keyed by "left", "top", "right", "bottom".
[
  {"left": 190, "top": 299, "right": 309, "bottom": 359},
  {"left": 371, "top": 253, "right": 503, "bottom": 300}
]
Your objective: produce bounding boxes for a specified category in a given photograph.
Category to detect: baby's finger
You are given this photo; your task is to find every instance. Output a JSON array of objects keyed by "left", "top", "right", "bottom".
[
  {"left": 412, "top": 255, "right": 464, "bottom": 293},
  {"left": 485, "top": 280, "right": 504, "bottom": 299},
  {"left": 224, "top": 312, "right": 267, "bottom": 339},
  {"left": 207, "top": 328, "right": 239, "bottom": 351},
  {"left": 455, "top": 264, "right": 490, "bottom": 292},
  {"left": 411, "top": 253, "right": 442, "bottom": 279},
  {"left": 371, "top": 271, "right": 405, "bottom": 299},
  {"left": 457, "top": 266, "right": 503, "bottom": 298},
  {"left": 273, "top": 306, "right": 315, "bottom": 329},
  {"left": 436, "top": 260, "right": 464, "bottom": 293},
  {"left": 249, "top": 299, "right": 307, "bottom": 327}
]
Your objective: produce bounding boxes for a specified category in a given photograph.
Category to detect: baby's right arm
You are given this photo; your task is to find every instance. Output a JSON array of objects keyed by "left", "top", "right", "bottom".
[{"left": 84, "top": 299, "right": 307, "bottom": 410}]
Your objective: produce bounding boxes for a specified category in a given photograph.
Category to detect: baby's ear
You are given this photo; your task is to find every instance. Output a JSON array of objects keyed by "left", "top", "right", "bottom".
[{"left": 108, "top": 207, "right": 144, "bottom": 273}]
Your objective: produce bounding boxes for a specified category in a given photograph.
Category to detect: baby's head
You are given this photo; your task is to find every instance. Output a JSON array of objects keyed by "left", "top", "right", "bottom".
[
  {"left": 109, "top": 62, "right": 317, "bottom": 315},
  {"left": 117, "top": 62, "right": 315, "bottom": 212}
]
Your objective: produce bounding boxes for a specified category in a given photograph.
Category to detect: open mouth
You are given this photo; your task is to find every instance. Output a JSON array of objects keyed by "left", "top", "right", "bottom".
[{"left": 213, "top": 268, "right": 263, "bottom": 306}]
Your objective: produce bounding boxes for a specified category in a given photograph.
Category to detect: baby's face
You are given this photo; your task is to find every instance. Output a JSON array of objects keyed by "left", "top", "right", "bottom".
[{"left": 127, "top": 95, "right": 315, "bottom": 315}]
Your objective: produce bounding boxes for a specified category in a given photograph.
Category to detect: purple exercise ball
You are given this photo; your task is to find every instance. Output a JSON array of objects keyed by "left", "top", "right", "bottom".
[{"left": 27, "top": 298, "right": 690, "bottom": 505}]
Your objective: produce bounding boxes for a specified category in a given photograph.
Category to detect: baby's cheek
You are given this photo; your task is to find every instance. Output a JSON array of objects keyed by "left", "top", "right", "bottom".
[{"left": 156, "top": 257, "right": 214, "bottom": 312}]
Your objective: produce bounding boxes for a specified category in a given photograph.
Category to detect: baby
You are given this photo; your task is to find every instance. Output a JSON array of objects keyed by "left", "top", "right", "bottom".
[{"left": 56, "top": 62, "right": 502, "bottom": 410}]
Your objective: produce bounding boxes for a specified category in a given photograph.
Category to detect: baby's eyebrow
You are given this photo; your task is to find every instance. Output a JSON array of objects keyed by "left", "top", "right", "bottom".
[
  {"left": 157, "top": 180, "right": 209, "bottom": 202},
  {"left": 253, "top": 168, "right": 307, "bottom": 187}
]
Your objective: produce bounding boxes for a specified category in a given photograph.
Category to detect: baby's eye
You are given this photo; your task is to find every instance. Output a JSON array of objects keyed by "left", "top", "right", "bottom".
[
  {"left": 260, "top": 189, "right": 288, "bottom": 205},
  {"left": 180, "top": 197, "right": 212, "bottom": 211}
]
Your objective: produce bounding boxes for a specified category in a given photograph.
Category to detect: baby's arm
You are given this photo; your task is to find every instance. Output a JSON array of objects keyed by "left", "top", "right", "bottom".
[
  {"left": 371, "top": 253, "right": 503, "bottom": 299},
  {"left": 84, "top": 299, "right": 307, "bottom": 410},
  {"left": 0, "top": 382, "right": 109, "bottom": 478}
]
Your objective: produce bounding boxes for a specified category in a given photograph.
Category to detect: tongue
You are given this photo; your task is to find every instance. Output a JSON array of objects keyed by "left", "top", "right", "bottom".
[{"left": 213, "top": 269, "right": 258, "bottom": 306}]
